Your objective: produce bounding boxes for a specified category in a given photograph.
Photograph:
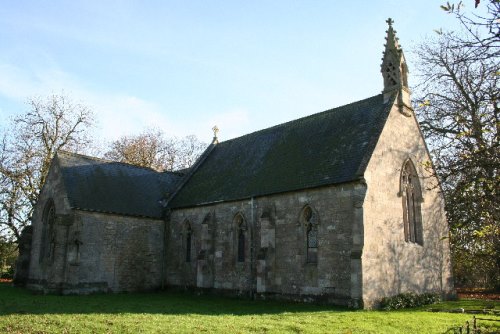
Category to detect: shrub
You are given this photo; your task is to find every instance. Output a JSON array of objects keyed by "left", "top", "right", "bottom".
[{"left": 380, "top": 292, "right": 440, "bottom": 310}]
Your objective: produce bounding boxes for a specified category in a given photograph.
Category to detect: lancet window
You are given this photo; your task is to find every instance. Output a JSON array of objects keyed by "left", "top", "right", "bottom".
[
  {"left": 235, "top": 214, "right": 247, "bottom": 263},
  {"left": 185, "top": 222, "right": 193, "bottom": 262},
  {"left": 302, "top": 206, "right": 318, "bottom": 264},
  {"left": 40, "top": 199, "right": 56, "bottom": 263},
  {"left": 401, "top": 160, "right": 423, "bottom": 245}
]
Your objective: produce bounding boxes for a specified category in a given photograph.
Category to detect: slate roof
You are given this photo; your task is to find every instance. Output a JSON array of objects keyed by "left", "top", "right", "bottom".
[
  {"left": 56, "top": 152, "right": 182, "bottom": 218},
  {"left": 169, "top": 93, "right": 395, "bottom": 208}
]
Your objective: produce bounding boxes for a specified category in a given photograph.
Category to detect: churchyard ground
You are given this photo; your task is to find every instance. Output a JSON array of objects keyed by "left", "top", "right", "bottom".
[{"left": 0, "top": 282, "right": 498, "bottom": 333}]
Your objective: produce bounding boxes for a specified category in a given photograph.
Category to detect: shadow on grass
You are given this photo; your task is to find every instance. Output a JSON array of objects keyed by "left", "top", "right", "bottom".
[{"left": 0, "top": 283, "right": 349, "bottom": 316}]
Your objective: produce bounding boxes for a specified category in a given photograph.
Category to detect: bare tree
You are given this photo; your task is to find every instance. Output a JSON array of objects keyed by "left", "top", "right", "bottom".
[
  {"left": 173, "top": 135, "right": 208, "bottom": 170},
  {"left": 414, "top": 4, "right": 499, "bottom": 288},
  {"left": 0, "top": 94, "right": 95, "bottom": 242},
  {"left": 441, "top": 0, "right": 499, "bottom": 52},
  {"left": 104, "top": 129, "right": 169, "bottom": 171},
  {"left": 104, "top": 129, "right": 206, "bottom": 172}
]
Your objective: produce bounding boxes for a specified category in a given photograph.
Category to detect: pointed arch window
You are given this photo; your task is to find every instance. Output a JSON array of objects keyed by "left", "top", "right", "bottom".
[
  {"left": 401, "top": 160, "right": 423, "bottom": 245},
  {"left": 185, "top": 222, "right": 193, "bottom": 262},
  {"left": 40, "top": 199, "right": 56, "bottom": 263},
  {"left": 235, "top": 214, "right": 247, "bottom": 263},
  {"left": 302, "top": 206, "right": 318, "bottom": 264}
]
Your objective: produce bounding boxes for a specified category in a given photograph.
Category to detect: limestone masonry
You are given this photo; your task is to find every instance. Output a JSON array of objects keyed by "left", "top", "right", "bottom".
[{"left": 18, "top": 20, "right": 454, "bottom": 309}]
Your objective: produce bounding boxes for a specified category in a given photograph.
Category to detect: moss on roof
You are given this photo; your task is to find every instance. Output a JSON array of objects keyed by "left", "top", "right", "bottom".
[
  {"left": 57, "top": 152, "right": 182, "bottom": 218},
  {"left": 169, "top": 93, "right": 394, "bottom": 208},
  {"left": 52, "top": 93, "right": 395, "bottom": 214}
]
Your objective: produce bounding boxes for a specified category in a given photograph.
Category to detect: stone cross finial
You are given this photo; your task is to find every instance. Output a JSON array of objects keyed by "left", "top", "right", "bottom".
[
  {"left": 212, "top": 125, "right": 219, "bottom": 144},
  {"left": 380, "top": 18, "right": 413, "bottom": 115}
]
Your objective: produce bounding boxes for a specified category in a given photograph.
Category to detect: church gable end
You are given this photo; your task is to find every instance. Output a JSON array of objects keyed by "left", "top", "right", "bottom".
[
  {"left": 27, "top": 153, "right": 173, "bottom": 294},
  {"left": 361, "top": 20, "right": 453, "bottom": 307}
]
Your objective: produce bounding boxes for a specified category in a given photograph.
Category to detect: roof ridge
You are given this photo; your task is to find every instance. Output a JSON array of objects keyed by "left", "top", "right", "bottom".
[
  {"left": 169, "top": 92, "right": 394, "bottom": 208},
  {"left": 57, "top": 150, "right": 162, "bottom": 174},
  {"left": 218, "top": 93, "right": 384, "bottom": 146}
]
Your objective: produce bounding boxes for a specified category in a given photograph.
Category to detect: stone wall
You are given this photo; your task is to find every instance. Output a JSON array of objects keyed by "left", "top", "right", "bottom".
[
  {"left": 362, "top": 102, "right": 454, "bottom": 308},
  {"left": 29, "top": 209, "right": 165, "bottom": 294},
  {"left": 167, "top": 182, "right": 365, "bottom": 307},
  {"left": 62, "top": 211, "right": 164, "bottom": 293},
  {"left": 28, "top": 160, "right": 165, "bottom": 294},
  {"left": 28, "top": 158, "right": 74, "bottom": 292}
]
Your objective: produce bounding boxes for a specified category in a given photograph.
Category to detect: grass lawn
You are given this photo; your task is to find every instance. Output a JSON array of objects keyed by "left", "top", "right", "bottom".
[{"left": 0, "top": 283, "right": 498, "bottom": 334}]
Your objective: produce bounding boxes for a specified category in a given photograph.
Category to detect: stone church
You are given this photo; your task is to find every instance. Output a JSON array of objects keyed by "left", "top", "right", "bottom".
[{"left": 22, "top": 20, "right": 453, "bottom": 308}]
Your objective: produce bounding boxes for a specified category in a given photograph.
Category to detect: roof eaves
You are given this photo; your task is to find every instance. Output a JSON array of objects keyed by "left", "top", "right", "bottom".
[
  {"left": 169, "top": 177, "right": 367, "bottom": 209},
  {"left": 71, "top": 206, "right": 162, "bottom": 220}
]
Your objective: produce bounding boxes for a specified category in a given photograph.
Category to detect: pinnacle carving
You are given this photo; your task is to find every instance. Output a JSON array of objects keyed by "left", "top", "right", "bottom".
[
  {"left": 380, "top": 18, "right": 413, "bottom": 115},
  {"left": 212, "top": 125, "right": 219, "bottom": 144},
  {"left": 381, "top": 18, "right": 408, "bottom": 92}
]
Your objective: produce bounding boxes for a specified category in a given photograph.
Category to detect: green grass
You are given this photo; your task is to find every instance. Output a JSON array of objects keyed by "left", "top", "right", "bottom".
[{"left": 0, "top": 283, "right": 498, "bottom": 334}]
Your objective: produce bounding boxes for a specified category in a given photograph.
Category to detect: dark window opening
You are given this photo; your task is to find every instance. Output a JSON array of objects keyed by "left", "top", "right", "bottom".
[
  {"left": 237, "top": 227, "right": 245, "bottom": 262},
  {"left": 402, "top": 160, "right": 423, "bottom": 245},
  {"left": 304, "top": 206, "right": 318, "bottom": 264},
  {"left": 40, "top": 200, "right": 56, "bottom": 263},
  {"left": 235, "top": 214, "right": 246, "bottom": 263},
  {"left": 185, "top": 225, "right": 192, "bottom": 262}
]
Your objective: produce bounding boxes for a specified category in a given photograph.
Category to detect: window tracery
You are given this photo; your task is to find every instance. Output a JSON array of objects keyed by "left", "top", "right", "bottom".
[{"left": 401, "top": 160, "right": 423, "bottom": 245}]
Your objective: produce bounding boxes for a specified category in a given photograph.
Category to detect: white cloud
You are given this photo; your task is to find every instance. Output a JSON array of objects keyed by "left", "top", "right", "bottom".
[
  {"left": 0, "top": 61, "right": 255, "bottom": 148},
  {"left": 0, "top": 62, "right": 174, "bottom": 139}
]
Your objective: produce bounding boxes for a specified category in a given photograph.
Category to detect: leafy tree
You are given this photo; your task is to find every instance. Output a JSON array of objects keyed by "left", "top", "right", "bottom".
[
  {"left": 104, "top": 129, "right": 206, "bottom": 172},
  {"left": 0, "top": 94, "right": 95, "bottom": 243},
  {"left": 414, "top": 2, "right": 499, "bottom": 288}
]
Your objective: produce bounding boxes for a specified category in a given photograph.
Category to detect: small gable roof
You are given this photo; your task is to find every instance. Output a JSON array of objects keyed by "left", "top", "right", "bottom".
[
  {"left": 169, "top": 93, "right": 395, "bottom": 208},
  {"left": 56, "top": 152, "right": 182, "bottom": 218}
]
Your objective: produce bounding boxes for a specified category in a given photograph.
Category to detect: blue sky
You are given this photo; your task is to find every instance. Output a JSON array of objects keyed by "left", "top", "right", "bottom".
[{"left": 0, "top": 1, "right": 473, "bottom": 144}]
